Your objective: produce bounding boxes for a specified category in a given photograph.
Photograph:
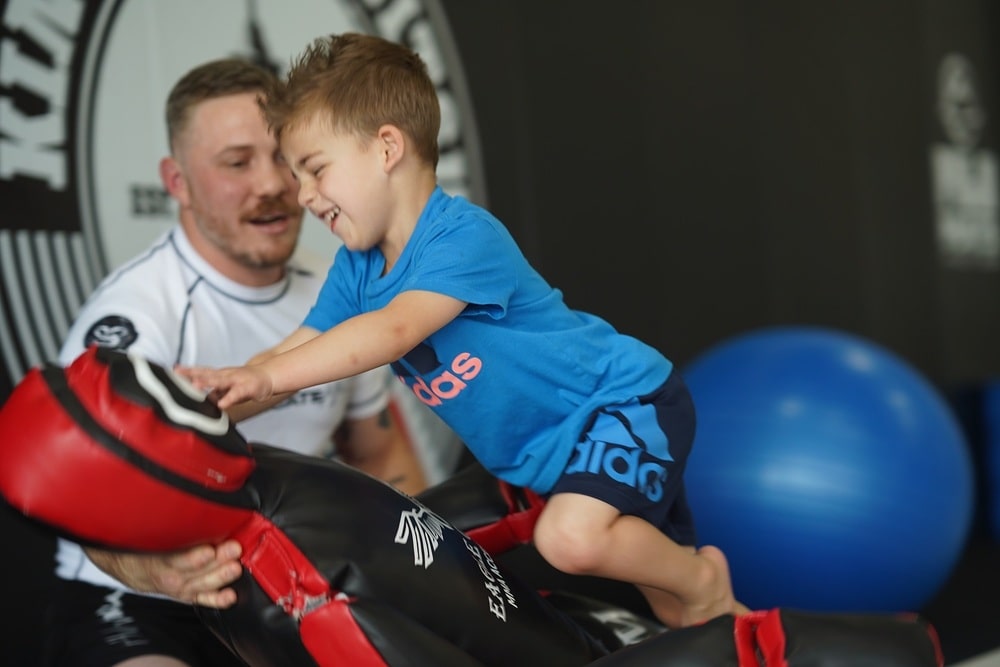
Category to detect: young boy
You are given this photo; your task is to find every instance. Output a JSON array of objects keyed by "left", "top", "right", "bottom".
[{"left": 180, "top": 32, "right": 748, "bottom": 629}]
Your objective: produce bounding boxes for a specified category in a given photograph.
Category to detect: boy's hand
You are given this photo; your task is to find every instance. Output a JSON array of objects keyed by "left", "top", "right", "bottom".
[{"left": 176, "top": 365, "right": 274, "bottom": 410}]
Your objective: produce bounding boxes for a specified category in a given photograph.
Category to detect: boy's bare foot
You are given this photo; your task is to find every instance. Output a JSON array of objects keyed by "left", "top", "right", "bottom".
[{"left": 677, "top": 545, "right": 747, "bottom": 627}]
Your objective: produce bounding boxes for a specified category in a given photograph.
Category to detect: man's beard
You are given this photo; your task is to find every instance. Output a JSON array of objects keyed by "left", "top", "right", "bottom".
[
  {"left": 197, "top": 201, "right": 303, "bottom": 270},
  {"left": 231, "top": 244, "right": 292, "bottom": 269}
]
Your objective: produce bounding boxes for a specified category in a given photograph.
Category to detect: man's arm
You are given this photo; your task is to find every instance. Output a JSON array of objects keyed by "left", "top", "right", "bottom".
[
  {"left": 83, "top": 541, "right": 244, "bottom": 609},
  {"left": 335, "top": 405, "right": 428, "bottom": 496}
]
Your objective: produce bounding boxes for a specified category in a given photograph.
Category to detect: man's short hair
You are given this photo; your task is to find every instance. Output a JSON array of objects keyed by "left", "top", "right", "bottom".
[{"left": 165, "top": 58, "right": 281, "bottom": 152}]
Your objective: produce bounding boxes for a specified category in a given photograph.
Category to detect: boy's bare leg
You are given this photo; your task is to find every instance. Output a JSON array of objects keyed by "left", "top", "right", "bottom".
[
  {"left": 534, "top": 492, "right": 750, "bottom": 629},
  {"left": 635, "top": 546, "right": 752, "bottom": 627}
]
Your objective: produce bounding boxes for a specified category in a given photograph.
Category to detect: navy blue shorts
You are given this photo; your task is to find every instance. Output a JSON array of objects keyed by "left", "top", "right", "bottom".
[{"left": 548, "top": 372, "right": 697, "bottom": 546}]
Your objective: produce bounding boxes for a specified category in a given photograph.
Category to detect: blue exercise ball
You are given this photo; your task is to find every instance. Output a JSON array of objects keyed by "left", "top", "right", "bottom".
[{"left": 682, "top": 326, "right": 975, "bottom": 613}]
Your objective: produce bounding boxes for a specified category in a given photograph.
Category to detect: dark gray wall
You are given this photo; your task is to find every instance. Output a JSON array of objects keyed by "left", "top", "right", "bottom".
[{"left": 440, "top": 0, "right": 1000, "bottom": 387}]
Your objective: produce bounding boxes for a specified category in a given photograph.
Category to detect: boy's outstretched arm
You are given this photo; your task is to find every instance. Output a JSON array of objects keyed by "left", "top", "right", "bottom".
[
  {"left": 177, "top": 326, "right": 321, "bottom": 423},
  {"left": 179, "top": 290, "right": 466, "bottom": 411},
  {"left": 249, "top": 325, "right": 321, "bottom": 363}
]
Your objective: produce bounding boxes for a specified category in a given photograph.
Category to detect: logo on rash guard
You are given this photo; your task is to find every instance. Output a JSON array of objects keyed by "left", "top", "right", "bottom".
[
  {"left": 84, "top": 315, "right": 138, "bottom": 351},
  {"left": 400, "top": 352, "right": 483, "bottom": 407}
]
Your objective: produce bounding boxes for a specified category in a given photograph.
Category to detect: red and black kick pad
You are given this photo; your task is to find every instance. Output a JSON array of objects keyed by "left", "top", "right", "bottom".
[
  {"left": 584, "top": 609, "right": 942, "bottom": 666},
  {"left": 0, "top": 348, "right": 946, "bottom": 667},
  {"left": 0, "top": 347, "right": 607, "bottom": 666}
]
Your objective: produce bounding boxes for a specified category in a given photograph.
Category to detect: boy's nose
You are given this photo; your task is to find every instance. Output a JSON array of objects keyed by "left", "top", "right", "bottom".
[{"left": 296, "top": 181, "right": 315, "bottom": 208}]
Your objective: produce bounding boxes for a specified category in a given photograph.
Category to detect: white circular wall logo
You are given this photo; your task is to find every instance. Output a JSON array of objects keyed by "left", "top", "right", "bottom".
[{"left": 0, "top": 0, "right": 485, "bottom": 394}]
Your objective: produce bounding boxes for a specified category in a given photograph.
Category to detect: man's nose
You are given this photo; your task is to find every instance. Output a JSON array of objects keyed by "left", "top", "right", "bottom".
[{"left": 256, "top": 160, "right": 292, "bottom": 198}]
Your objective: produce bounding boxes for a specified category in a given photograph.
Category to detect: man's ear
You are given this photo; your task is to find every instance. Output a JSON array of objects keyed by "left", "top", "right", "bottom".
[
  {"left": 159, "top": 156, "right": 190, "bottom": 207},
  {"left": 377, "top": 125, "right": 405, "bottom": 173}
]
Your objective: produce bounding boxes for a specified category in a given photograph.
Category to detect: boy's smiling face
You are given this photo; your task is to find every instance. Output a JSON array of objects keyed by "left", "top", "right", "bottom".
[{"left": 281, "top": 114, "right": 393, "bottom": 253}]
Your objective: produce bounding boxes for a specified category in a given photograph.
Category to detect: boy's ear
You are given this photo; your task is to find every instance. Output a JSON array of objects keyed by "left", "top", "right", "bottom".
[{"left": 378, "top": 125, "right": 405, "bottom": 172}]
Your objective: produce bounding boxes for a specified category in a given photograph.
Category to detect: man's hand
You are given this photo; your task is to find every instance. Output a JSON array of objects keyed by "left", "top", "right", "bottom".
[{"left": 84, "top": 540, "right": 244, "bottom": 609}]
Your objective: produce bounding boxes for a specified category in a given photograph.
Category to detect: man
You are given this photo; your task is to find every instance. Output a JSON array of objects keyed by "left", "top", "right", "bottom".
[{"left": 43, "top": 57, "right": 427, "bottom": 667}]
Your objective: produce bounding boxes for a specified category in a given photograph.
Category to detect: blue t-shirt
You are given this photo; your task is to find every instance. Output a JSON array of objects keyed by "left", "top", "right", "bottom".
[{"left": 305, "top": 187, "right": 672, "bottom": 492}]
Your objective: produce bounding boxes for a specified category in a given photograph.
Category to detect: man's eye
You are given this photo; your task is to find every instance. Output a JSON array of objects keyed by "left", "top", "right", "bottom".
[{"left": 229, "top": 161, "right": 249, "bottom": 169}]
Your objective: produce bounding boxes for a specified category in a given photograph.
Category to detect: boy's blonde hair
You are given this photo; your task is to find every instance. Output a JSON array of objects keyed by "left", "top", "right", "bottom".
[{"left": 264, "top": 33, "right": 440, "bottom": 168}]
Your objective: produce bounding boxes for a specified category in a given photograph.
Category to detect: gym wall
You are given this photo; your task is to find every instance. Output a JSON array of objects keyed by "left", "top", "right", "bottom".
[
  {"left": 2, "top": 0, "right": 999, "bottom": 663},
  {"left": 442, "top": 0, "right": 1000, "bottom": 388}
]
